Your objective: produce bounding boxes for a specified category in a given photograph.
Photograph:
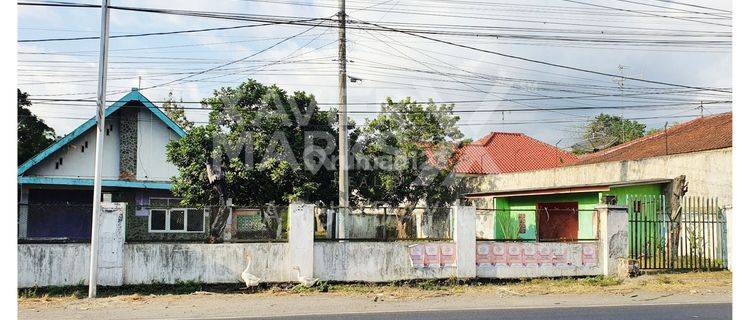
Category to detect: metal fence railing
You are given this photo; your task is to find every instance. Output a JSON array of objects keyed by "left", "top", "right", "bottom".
[
  {"left": 313, "top": 206, "right": 453, "bottom": 241},
  {"left": 18, "top": 202, "right": 290, "bottom": 243},
  {"left": 227, "top": 206, "right": 288, "bottom": 242},
  {"left": 628, "top": 196, "right": 727, "bottom": 270},
  {"left": 476, "top": 207, "right": 600, "bottom": 243}
]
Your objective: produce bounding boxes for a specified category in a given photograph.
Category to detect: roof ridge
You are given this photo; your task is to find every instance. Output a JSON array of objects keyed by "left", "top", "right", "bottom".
[
  {"left": 18, "top": 90, "right": 187, "bottom": 176},
  {"left": 578, "top": 113, "right": 728, "bottom": 160},
  {"left": 573, "top": 112, "right": 731, "bottom": 166}
]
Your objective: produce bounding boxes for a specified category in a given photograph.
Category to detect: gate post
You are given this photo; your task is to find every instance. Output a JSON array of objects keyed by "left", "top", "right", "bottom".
[
  {"left": 723, "top": 206, "right": 732, "bottom": 270},
  {"left": 96, "top": 202, "right": 126, "bottom": 286},
  {"left": 289, "top": 203, "right": 314, "bottom": 282},
  {"left": 596, "top": 205, "right": 628, "bottom": 278},
  {"left": 453, "top": 205, "right": 477, "bottom": 278}
]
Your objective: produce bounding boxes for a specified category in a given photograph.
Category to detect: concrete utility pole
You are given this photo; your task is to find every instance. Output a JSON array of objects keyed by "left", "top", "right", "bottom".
[
  {"left": 337, "top": 0, "right": 349, "bottom": 232},
  {"left": 616, "top": 65, "right": 627, "bottom": 143},
  {"left": 88, "top": 0, "right": 111, "bottom": 299}
]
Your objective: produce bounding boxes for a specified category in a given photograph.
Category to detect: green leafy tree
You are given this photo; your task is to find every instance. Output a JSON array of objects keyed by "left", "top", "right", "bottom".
[
  {"left": 162, "top": 90, "right": 194, "bottom": 130},
  {"left": 350, "top": 97, "right": 468, "bottom": 238},
  {"left": 18, "top": 89, "right": 57, "bottom": 165},
  {"left": 645, "top": 128, "right": 661, "bottom": 136},
  {"left": 166, "top": 80, "right": 347, "bottom": 242},
  {"left": 571, "top": 113, "right": 646, "bottom": 155}
]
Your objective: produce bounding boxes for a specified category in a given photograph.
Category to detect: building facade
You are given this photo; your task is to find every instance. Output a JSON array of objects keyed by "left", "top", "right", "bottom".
[{"left": 17, "top": 89, "right": 208, "bottom": 242}]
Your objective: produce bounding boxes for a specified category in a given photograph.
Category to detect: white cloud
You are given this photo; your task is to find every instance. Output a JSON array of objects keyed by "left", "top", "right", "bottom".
[{"left": 18, "top": 0, "right": 732, "bottom": 145}]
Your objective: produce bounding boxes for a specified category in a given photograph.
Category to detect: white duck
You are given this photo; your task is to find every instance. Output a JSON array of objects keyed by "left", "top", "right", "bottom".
[
  {"left": 292, "top": 266, "right": 319, "bottom": 287},
  {"left": 241, "top": 253, "right": 261, "bottom": 289}
]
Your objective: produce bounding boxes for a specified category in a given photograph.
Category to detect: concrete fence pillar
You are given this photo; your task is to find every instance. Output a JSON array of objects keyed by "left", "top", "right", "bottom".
[
  {"left": 95, "top": 202, "right": 127, "bottom": 286},
  {"left": 723, "top": 206, "right": 732, "bottom": 270},
  {"left": 453, "top": 205, "right": 477, "bottom": 278},
  {"left": 18, "top": 187, "right": 29, "bottom": 239},
  {"left": 289, "top": 203, "right": 314, "bottom": 281},
  {"left": 596, "top": 205, "right": 629, "bottom": 278}
]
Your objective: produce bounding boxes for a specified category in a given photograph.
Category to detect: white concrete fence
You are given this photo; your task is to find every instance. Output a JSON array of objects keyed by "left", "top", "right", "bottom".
[{"left": 18, "top": 203, "right": 629, "bottom": 288}]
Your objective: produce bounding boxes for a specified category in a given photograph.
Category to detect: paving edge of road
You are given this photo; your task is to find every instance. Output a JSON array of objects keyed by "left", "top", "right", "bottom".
[{"left": 19, "top": 291, "right": 731, "bottom": 320}]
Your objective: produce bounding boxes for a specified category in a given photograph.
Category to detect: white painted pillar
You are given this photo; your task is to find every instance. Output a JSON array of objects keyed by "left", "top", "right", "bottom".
[
  {"left": 453, "top": 205, "right": 477, "bottom": 278},
  {"left": 336, "top": 207, "right": 349, "bottom": 239},
  {"left": 96, "top": 202, "right": 126, "bottom": 286},
  {"left": 596, "top": 205, "right": 629, "bottom": 278},
  {"left": 289, "top": 203, "right": 314, "bottom": 281},
  {"left": 223, "top": 206, "right": 234, "bottom": 241},
  {"left": 415, "top": 210, "right": 424, "bottom": 238},
  {"left": 18, "top": 186, "right": 29, "bottom": 239},
  {"left": 723, "top": 206, "right": 732, "bottom": 270},
  {"left": 325, "top": 208, "right": 335, "bottom": 239}
]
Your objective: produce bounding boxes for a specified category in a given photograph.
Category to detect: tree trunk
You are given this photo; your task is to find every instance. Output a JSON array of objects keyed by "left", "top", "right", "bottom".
[
  {"left": 395, "top": 210, "right": 408, "bottom": 239},
  {"left": 208, "top": 204, "right": 229, "bottom": 243},
  {"left": 205, "top": 163, "right": 230, "bottom": 244},
  {"left": 668, "top": 175, "right": 688, "bottom": 268},
  {"left": 394, "top": 204, "right": 417, "bottom": 239}
]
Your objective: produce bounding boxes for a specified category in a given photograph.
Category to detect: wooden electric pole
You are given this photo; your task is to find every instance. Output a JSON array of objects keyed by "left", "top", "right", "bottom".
[
  {"left": 337, "top": 0, "right": 349, "bottom": 236},
  {"left": 88, "top": 0, "right": 111, "bottom": 299}
]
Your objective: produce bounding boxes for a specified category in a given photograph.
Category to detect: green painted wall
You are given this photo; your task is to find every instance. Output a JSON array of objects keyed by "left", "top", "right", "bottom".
[
  {"left": 493, "top": 183, "right": 667, "bottom": 240},
  {"left": 606, "top": 184, "right": 666, "bottom": 251},
  {"left": 605, "top": 184, "right": 663, "bottom": 206},
  {"left": 494, "top": 192, "right": 599, "bottom": 240}
]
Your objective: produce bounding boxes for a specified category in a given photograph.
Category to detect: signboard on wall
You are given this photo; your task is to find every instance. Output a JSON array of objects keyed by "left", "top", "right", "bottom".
[
  {"left": 475, "top": 242, "right": 598, "bottom": 268},
  {"left": 408, "top": 243, "right": 457, "bottom": 268}
]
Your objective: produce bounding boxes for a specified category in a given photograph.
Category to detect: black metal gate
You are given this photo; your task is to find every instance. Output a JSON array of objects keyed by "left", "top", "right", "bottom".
[{"left": 628, "top": 196, "right": 728, "bottom": 270}]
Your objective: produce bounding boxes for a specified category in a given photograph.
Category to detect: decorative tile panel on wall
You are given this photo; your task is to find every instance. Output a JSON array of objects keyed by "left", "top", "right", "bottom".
[
  {"left": 475, "top": 242, "right": 598, "bottom": 268},
  {"left": 408, "top": 243, "right": 457, "bottom": 268}
]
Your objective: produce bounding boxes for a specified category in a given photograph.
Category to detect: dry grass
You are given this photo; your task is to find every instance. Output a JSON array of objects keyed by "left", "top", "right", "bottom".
[
  {"left": 317, "top": 271, "right": 731, "bottom": 298},
  {"left": 19, "top": 271, "right": 731, "bottom": 305}
]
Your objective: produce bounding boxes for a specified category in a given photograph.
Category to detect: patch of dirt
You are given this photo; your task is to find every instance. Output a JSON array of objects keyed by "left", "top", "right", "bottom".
[{"left": 18, "top": 271, "right": 731, "bottom": 308}]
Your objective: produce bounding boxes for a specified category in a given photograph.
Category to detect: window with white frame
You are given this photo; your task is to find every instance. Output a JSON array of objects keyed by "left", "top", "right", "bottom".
[{"left": 148, "top": 198, "right": 205, "bottom": 233}]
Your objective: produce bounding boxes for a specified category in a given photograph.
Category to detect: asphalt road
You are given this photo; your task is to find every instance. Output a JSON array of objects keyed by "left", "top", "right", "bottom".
[{"left": 242, "top": 303, "right": 731, "bottom": 320}]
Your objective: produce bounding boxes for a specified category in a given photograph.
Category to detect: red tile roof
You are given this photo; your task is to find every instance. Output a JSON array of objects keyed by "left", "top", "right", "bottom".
[
  {"left": 573, "top": 112, "right": 732, "bottom": 166},
  {"left": 452, "top": 132, "right": 578, "bottom": 174}
]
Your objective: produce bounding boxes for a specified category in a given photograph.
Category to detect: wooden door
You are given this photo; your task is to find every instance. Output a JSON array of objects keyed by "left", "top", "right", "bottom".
[{"left": 537, "top": 202, "right": 579, "bottom": 241}]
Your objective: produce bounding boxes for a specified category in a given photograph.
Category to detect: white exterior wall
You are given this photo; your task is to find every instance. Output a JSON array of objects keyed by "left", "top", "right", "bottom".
[
  {"left": 25, "top": 107, "right": 183, "bottom": 182},
  {"left": 17, "top": 205, "right": 631, "bottom": 287},
  {"left": 19, "top": 240, "right": 614, "bottom": 287},
  {"left": 454, "top": 206, "right": 476, "bottom": 278},
  {"left": 17, "top": 203, "right": 128, "bottom": 288},
  {"left": 124, "top": 243, "right": 292, "bottom": 284},
  {"left": 475, "top": 242, "right": 602, "bottom": 278},
  {"left": 27, "top": 122, "right": 120, "bottom": 179},
  {"left": 313, "top": 241, "right": 457, "bottom": 282},
  {"left": 477, "top": 148, "right": 732, "bottom": 206},
  {"left": 136, "top": 108, "right": 180, "bottom": 181},
  {"left": 289, "top": 204, "right": 314, "bottom": 280},
  {"left": 18, "top": 243, "right": 91, "bottom": 287}
]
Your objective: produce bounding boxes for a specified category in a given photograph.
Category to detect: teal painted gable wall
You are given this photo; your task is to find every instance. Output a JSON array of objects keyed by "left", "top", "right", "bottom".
[{"left": 18, "top": 89, "right": 186, "bottom": 180}]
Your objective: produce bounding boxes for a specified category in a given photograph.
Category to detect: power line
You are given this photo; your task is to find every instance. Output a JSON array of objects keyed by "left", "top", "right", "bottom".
[
  {"left": 652, "top": 0, "right": 731, "bottom": 14},
  {"left": 21, "top": 111, "right": 727, "bottom": 128},
  {"left": 26, "top": 97, "right": 729, "bottom": 113},
  {"left": 27, "top": 88, "right": 730, "bottom": 105},
  {"left": 18, "top": 21, "right": 293, "bottom": 43},
  {"left": 18, "top": 1, "right": 731, "bottom": 44},
  {"left": 559, "top": 0, "right": 731, "bottom": 27},
  {"left": 609, "top": 0, "right": 730, "bottom": 19},
  {"left": 353, "top": 19, "right": 731, "bottom": 94}
]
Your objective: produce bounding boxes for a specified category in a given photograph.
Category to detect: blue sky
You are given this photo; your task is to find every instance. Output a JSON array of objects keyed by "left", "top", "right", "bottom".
[{"left": 17, "top": 0, "right": 732, "bottom": 148}]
